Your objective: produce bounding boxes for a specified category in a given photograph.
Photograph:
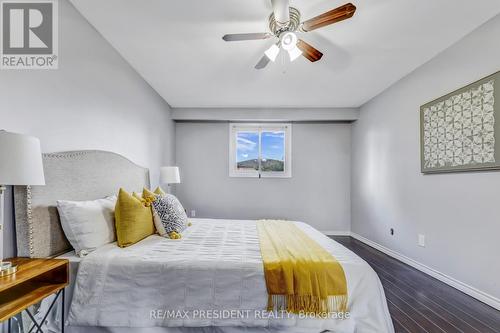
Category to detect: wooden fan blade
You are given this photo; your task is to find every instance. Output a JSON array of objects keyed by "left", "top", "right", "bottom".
[
  {"left": 255, "top": 55, "right": 271, "bottom": 69},
  {"left": 301, "top": 3, "right": 356, "bottom": 32},
  {"left": 222, "top": 33, "right": 272, "bottom": 41},
  {"left": 297, "top": 39, "right": 323, "bottom": 62}
]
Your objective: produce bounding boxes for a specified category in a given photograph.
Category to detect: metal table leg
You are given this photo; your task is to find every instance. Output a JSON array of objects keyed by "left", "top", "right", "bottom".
[{"left": 61, "top": 288, "right": 65, "bottom": 333}]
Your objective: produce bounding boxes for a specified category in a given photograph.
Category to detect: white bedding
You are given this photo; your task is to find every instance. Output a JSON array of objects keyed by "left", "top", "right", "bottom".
[{"left": 60, "top": 219, "right": 393, "bottom": 333}]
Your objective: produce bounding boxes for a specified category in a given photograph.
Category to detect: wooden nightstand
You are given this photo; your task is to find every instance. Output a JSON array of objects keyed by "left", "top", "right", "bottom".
[{"left": 0, "top": 258, "right": 69, "bottom": 333}]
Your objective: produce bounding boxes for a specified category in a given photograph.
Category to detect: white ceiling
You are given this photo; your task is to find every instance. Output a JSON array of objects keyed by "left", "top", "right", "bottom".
[{"left": 70, "top": 0, "right": 500, "bottom": 108}]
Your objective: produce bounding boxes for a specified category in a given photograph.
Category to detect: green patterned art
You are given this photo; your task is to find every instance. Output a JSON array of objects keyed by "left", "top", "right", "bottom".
[{"left": 420, "top": 71, "right": 500, "bottom": 173}]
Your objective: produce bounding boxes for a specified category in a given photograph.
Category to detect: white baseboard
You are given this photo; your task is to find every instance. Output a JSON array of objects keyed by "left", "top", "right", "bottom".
[
  {"left": 321, "top": 230, "right": 351, "bottom": 236},
  {"left": 348, "top": 232, "right": 500, "bottom": 311}
]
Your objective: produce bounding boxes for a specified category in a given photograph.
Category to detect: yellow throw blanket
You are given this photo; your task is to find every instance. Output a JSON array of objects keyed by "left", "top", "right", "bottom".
[{"left": 256, "top": 220, "right": 348, "bottom": 316}]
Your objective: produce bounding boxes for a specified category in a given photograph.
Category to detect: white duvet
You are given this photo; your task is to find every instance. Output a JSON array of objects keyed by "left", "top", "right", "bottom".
[{"left": 67, "top": 219, "right": 394, "bottom": 333}]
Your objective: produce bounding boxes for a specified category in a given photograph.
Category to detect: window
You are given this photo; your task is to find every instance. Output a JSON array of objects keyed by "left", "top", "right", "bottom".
[{"left": 229, "top": 123, "right": 291, "bottom": 178}]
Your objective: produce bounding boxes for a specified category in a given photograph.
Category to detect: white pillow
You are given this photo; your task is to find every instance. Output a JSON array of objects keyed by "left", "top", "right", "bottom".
[{"left": 57, "top": 196, "right": 117, "bottom": 257}]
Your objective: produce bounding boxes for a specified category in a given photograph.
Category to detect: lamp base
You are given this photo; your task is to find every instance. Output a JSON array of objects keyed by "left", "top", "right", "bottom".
[{"left": 0, "top": 261, "right": 17, "bottom": 277}]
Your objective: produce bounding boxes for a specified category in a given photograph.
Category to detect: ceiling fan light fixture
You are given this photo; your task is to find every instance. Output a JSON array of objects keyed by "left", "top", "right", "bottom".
[
  {"left": 280, "top": 32, "right": 298, "bottom": 51},
  {"left": 288, "top": 46, "right": 302, "bottom": 62},
  {"left": 264, "top": 44, "right": 280, "bottom": 62},
  {"left": 223, "top": 2, "right": 357, "bottom": 69}
]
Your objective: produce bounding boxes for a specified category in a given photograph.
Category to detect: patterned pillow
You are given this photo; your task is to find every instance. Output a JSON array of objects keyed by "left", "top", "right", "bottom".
[{"left": 151, "top": 194, "right": 188, "bottom": 238}]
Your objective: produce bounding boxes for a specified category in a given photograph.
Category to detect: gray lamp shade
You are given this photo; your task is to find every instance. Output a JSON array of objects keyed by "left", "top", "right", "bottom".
[
  {"left": 160, "top": 166, "right": 180, "bottom": 185},
  {"left": 0, "top": 130, "right": 45, "bottom": 185}
]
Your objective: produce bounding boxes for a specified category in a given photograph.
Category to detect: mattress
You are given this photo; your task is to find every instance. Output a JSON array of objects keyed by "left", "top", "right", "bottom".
[{"left": 43, "top": 218, "right": 394, "bottom": 333}]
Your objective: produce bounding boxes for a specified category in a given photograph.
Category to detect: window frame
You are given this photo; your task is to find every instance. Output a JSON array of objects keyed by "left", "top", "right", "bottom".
[{"left": 229, "top": 123, "right": 292, "bottom": 178}]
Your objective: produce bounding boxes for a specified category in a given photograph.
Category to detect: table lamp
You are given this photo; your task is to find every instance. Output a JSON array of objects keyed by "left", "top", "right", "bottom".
[
  {"left": 159, "top": 166, "right": 180, "bottom": 193},
  {"left": 0, "top": 130, "right": 45, "bottom": 276}
]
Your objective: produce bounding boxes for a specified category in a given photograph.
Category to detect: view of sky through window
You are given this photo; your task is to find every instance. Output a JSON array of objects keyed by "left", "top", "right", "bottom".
[
  {"left": 236, "top": 132, "right": 259, "bottom": 170},
  {"left": 236, "top": 131, "right": 285, "bottom": 172},
  {"left": 261, "top": 131, "right": 285, "bottom": 171}
]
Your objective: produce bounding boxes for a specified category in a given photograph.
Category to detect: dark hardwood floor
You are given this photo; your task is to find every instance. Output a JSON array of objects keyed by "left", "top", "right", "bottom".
[{"left": 331, "top": 236, "right": 500, "bottom": 333}]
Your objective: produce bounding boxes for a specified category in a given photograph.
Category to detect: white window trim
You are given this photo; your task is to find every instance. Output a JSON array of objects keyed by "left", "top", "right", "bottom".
[{"left": 229, "top": 123, "right": 292, "bottom": 178}]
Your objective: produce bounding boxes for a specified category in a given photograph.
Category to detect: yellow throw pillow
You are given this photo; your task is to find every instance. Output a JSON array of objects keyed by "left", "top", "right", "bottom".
[
  {"left": 154, "top": 186, "right": 166, "bottom": 196},
  {"left": 115, "top": 188, "right": 155, "bottom": 248},
  {"left": 142, "top": 186, "right": 165, "bottom": 200},
  {"left": 132, "top": 192, "right": 143, "bottom": 201},
  {"left": 143, "top": 187, "right": 157, "bottom": 201}
]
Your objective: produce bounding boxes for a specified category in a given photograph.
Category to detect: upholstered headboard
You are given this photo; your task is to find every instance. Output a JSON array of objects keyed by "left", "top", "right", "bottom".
[{"left": 14, "top": 150, "right": 150, "bottom": 258}]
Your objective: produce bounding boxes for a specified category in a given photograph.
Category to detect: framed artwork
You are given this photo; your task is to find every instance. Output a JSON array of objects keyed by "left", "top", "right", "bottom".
[{"left": 420, "top": 71, "right": 500, "bottom": 173}]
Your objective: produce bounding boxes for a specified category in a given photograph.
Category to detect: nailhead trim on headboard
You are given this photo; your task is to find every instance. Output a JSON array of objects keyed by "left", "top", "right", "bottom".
[
  {"left": 44, "top": 151, "right": 93, "bottom": 159},
  {"left": 27, "top": 185, "right": 34, "bottom": 257}
]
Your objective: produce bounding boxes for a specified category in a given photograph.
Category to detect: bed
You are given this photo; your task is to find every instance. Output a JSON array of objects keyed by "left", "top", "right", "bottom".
[{"left": 14, "top": 150, "right": 394, "bottom": 333}]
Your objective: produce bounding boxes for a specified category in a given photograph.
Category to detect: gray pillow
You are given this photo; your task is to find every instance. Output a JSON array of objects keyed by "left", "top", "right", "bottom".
[{"left": 151, "top": 194, "right": 188, "bottom": 237}]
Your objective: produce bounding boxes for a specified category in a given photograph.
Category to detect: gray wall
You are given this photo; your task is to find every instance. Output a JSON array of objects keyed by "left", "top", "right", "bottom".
[
  {"left": 175, "top": 122, "right": 351, "bottom": 233},
  {"left": 352, "top": 14, "right": 500, "bottom": 301},
  {"left": 0, "top": 0, "right": 175, "bottom": 259}
]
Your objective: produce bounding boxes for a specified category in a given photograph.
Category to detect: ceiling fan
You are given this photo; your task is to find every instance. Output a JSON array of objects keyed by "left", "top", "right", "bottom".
[{"left": 222, "top": 0, "right": 356, "bottom": 69}]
